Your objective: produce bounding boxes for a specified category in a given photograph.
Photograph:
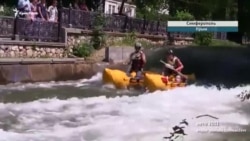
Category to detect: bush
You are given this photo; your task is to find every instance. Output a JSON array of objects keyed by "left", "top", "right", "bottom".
[
  {"left": 72, "top": 43, "right": 94, "bottom": 57},
  {"left": 122, "top": 31, "right": 136, "bottom": 45},
  {"left": 194, "top": 32, "right": 213, "bottom": 46},
  {"left": 91, "top": 27, "right": 105, "bottom": 49},
  {"left": 91, "top": 12, "right": 105, "bottom": 50},
  {"left": 0, "top": 5, "right": 14, "bottom": 16}
]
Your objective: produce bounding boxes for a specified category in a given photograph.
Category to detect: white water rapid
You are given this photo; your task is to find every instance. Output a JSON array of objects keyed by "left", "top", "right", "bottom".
[{"left": 0, "top": 73, "right": 249, "bottom": 141}]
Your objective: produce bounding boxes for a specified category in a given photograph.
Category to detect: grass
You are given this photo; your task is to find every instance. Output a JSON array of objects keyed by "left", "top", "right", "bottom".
[
  {"left": 109, "top": 39, "right": 134, "bottom": 47},
  {"left": 108, "top": 31, "right": 244, "bottom": 48},
  {"left": 210, "top": 39, "right": 243, "bottom": 47},
  {"left": 190, "top": 39, "right": 244, "bottom": 47},
  {"left": 107, "top": 31, "right": 157, "bottom": 48},
  {"left": 111, "top": 40, "right": 154, "bottom": 48},
  {"left": 109, "top": 38, "right": 156, "bottom": 48}
]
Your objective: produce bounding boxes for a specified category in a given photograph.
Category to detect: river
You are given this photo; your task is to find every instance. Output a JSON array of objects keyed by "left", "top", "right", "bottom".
[{"left": 0, "top": 73, "right": 250, "bottom": 141}]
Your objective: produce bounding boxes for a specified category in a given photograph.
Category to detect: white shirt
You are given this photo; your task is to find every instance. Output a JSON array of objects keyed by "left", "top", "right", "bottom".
[
  {"left": 48, "top": 5, "right": 58, "bottom": 22},
  {"left": 18, "top": 0, "right": 31, "bottom": 12}
]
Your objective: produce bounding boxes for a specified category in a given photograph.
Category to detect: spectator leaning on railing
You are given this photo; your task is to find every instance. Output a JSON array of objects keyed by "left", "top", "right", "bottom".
[
  {"left": 16, "top": 0, "right": 38, "bottom": 19},
  {"left": 73, "top": 0, "right": 80, "bottom": 9},
  {"left": 17, "top": 0, "right": 31, "bottom": 18},
  {"left": 37, "top": 0, "right": 48, "bottom": 21},
  {"left": 79, "top": 0, "right": 89, "bottom": 11},
  {"left": 47, "top": 0, "right": 58, "bottom": 22},
  {"left": 30, "top": 0, "right": 38, "bottom": 19},
  {"left": 18, "top": 0, "right": 31, "bottom": 13},
  {"left": 70, "top": 0, "right": 90, "bottom": 11}
]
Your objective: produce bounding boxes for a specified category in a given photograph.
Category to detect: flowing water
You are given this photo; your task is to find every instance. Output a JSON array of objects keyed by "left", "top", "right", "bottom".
[{"left": 0, "top": 73, "right": 250, "bottom": 141}]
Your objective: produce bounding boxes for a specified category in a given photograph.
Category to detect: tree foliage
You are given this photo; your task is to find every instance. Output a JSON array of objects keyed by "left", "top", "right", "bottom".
[
  {"left": 194, "top": 32, "right": 213, "bottom": 46},
  {"left": 72, "top": 42, "right": 94, "bottom": 57},
  {"left": 135, "top": 0, "right": 169, "bottom": 20},
  {"left": 135, "top": 0, "right": 247, "bottom": 43},
  {"left": 175, "top": 10, "right": 194, "bottom": 20},
  {"left": 91, "top": 12, "right": 106, "bottom": 50}
]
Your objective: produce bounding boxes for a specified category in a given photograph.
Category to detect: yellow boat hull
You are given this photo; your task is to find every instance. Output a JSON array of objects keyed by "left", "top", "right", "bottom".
[
  {"left": 102, "top": 68, "right": 144, "bottom": 89},
  {"left": 102, "top": 68, "right": 186, "bottom": 91},
  {"left": 144, "top": 73, "right": 186, "bottom": 92}
]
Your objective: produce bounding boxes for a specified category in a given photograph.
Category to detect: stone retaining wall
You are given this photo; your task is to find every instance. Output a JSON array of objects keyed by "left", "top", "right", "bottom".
[
  {"left": 66, "top": 32, "right": 167, "bottom": 55},
  {"left": 0, "top": 41, "right": 66, "bottom": 58},
  {"left": 65, "top": 28, "right": 194, "bottom": 55},
  {"left": 0, "top": 45, "right": 65, "bottom": 58}
]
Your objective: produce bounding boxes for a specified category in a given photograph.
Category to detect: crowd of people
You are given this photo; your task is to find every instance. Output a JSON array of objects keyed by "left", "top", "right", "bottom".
[
  {"left": 16, "top": 0, "right": 89, "bottom": 22},
  {"left": 71, "top": 0, "right": 89, "bottom": 11},
  {"left": 17, "top": 0, "right": 58, "bottom": 22}
]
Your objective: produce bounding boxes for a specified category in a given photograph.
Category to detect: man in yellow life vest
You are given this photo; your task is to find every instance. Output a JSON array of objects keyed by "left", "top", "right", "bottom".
[
  {"left": 126, "top": 42, "right": 146, "bottom": 81},
  {"left": 162, "top": 49, "right": 184, "bottom": 83}
]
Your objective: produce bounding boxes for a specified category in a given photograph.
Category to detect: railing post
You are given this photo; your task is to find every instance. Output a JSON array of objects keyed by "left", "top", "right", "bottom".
[
  {"left": 104, "top": 46, "right": 109, "bottom": 62},
  {"left": 156, "top": 19, "right": 160, "bottom": 35},
  {"left": 122, "top": 15, "right": 128, "bottom": 32},
  {"left": 13, "top": 17, "right": 20, "bottom": 40},
  {"left": 141, "top": 15, "right": 146, "bottom": 34},
  {"left": 68, "top": 5, "right": 72, "bottom": 27},
  {"left": 57, "top": 0, "right": 62, "bottom": 42}
]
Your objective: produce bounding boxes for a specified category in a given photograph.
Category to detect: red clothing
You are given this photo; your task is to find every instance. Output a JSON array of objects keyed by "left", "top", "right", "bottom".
[
  {"left": 79, "top": 4, "right": 88, "bottom": 11},
  {"left": 163, "top": 56, "right": 184, "bottom": 76}
]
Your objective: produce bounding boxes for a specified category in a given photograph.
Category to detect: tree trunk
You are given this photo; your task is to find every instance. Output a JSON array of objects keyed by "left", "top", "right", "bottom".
[{"left": 119, "top": 0, "right": 126, "bottom": 15}]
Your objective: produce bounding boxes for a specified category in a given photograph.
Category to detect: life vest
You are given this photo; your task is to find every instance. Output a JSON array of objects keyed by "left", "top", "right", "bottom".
[
  {"left": 131, "top": 52, "right": 144, "bottom": 71},
  {"left": 163, "top": 56, "right": 181, "bottom": 76},
  {"left": 167, "top": 56, "right": 179, "bottom": 69}
]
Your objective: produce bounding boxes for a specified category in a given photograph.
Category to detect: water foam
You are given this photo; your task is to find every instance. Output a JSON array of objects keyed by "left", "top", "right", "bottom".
[
  {"left": 0, "top": 84, "right": 250, "bottom": 141},
  {"left": 0, "top": 73, "right": 102, "bottom": 91}
]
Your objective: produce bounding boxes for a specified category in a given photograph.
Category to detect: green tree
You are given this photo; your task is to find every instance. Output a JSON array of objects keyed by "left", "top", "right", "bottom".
[
  {"left": 91, "top": 12, "right": 105, "bottom": 49},
  {"left": 175, "top": 10, "right": 195, "bottom": 20},
  {"left": 194, "top": 32, "right": 213, "bottom": 46},
  {"left": 135, "top": 0, "right": 169, "bottom": 20},
  {"left": 167, "top": 0, "right": 237, "bottom": 20}
]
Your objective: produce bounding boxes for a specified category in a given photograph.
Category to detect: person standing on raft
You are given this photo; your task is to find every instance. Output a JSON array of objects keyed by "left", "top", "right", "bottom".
[
  {"left": 162, "top": 49, "right": 184, "bottom": 83},
  {"left": 126, "top": 42, "right": 146, "bottom": 80}
]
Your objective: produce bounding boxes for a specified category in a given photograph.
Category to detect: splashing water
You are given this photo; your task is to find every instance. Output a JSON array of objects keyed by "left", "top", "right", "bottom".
[
  {"left": 0, "top": 73, "right": 103, "bottom": 91},
  {"left": 0, "top": 73, "right": 250, "bottom": 141}
]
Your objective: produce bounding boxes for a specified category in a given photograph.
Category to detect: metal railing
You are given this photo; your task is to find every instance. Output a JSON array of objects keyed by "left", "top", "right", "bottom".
[{"left": 0, "top": 7, "right": 228, "bottom": 42}]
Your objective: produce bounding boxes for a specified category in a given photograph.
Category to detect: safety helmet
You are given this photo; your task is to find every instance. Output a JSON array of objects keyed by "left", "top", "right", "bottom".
[
  {"left": 167, "top": 49, "right": 174, "bottom": 55},
  {"left": 134, "top": 42, "right": 142, "bottom": 49}
]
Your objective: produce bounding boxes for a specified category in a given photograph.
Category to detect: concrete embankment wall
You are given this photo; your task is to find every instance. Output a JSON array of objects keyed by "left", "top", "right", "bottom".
[
  {"left": 0, "top": 58, "right": 127, "bottom": 84},
  {"left": 104, "top": 47, "right": 134, "bottom": 63},
  {"left": 0, "top": 46, "right": 133, "bottom": 85},
  {"left": 146, "top": 46, "right": 250, "bottom": 87}
]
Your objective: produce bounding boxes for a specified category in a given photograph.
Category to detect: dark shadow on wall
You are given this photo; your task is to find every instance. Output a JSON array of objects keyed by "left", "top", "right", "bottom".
[{"left": 145, "top": 46, "right": 250, "bottom": 88}]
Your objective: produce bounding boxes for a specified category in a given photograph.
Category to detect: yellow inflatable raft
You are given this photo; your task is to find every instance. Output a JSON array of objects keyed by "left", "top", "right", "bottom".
[
  {"left": 144, "top": 73, "right": 186, "bottom": 92},
  {"left": 102, "top": 68, "right": 187, "bottom": 91},
  {"left": 102, "top": 68, "right": 144, "bottom": 89}
]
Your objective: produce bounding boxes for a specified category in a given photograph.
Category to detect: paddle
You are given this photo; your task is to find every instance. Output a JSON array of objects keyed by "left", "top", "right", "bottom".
[{"left": 160, "top": 60, "right": 196, "bottom": 81}]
